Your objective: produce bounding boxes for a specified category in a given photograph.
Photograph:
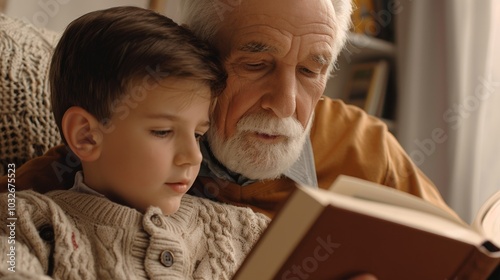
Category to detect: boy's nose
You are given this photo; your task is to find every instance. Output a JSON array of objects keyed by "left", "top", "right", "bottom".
[{"left": 174, "top": 137, "right": 203, "bottom": 166}]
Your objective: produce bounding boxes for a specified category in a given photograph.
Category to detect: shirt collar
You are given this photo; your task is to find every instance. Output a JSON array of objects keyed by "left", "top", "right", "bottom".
[
  {"left": 199, "top": 136, "right": 318, "bottom": 188},
  {"left": 69, "top": 171, "right": 106, "bottom": 197}
]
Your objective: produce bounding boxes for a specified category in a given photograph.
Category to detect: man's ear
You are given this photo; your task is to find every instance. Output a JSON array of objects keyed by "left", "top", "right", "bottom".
[{"left": 61, "top": 106, "right": 103, "bottom": 162}]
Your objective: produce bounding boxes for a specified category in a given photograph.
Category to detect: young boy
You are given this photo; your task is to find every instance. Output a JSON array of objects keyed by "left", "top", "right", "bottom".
[{"left": 0, "top": 6, "right": 269, "bottom": 279}]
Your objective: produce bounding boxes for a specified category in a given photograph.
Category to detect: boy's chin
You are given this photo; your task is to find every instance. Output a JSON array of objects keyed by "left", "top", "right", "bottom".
[{"left": 158, "top": 199, "right": 183, "bottom": 216}]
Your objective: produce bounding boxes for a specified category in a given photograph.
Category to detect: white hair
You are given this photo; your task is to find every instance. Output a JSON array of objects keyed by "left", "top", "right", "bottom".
[{"left": 179, "top": 0, "right": 353, "bottom": 68}]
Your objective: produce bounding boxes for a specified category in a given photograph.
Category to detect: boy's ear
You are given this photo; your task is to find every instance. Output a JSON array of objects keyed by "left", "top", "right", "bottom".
[{"left": 61, "top": 106, "right": 103, "bottom": 162}]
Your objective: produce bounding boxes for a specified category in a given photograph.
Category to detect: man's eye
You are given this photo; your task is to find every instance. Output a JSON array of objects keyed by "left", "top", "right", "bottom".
[
  {"left": 151, "top": 130, "right": 172, "bottom": 138},
  {"left": 244, "top": 62, "right": 266, "bottom": 70},
  {"left": 299, "top": 67, "right": 319, "bottom": 76}
]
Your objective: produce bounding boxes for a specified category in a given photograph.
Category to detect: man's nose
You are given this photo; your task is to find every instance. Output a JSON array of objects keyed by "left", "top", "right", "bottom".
[{"left": 260, "top": 66, "right": 297, "bottom": 118}]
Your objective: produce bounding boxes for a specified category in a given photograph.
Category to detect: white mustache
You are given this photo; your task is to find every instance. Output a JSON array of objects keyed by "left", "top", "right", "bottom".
[{"left": 236, "top": 112, "right": 304, "bottom": 138}]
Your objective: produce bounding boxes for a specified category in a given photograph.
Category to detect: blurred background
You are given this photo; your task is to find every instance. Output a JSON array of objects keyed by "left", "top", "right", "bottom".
[
  {"left": 0, "top": 0, "right": 181, "bottom": 31},
  {"left": 1, "top": 0, "right": 499, "bottom": 223}
]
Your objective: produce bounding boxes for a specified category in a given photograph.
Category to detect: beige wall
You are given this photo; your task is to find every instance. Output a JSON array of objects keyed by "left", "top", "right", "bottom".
[{"left": 2, "top": 0, "right": 181, "bottom": 32}]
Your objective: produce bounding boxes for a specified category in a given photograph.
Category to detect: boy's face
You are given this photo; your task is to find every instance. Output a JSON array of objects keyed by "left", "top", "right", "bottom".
[{"left": 88, "top": 78, "right": 211, "bottom": 215}]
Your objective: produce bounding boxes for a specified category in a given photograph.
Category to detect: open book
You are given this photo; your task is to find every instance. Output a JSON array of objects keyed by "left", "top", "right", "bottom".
[{"left": 233, "top": 175, "right": 500, "bottom": 280}]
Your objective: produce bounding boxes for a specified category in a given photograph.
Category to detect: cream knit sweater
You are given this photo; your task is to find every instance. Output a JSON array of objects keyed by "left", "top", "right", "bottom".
[{"left": 0, "top": 189, "right": 269, "bottom": 279}]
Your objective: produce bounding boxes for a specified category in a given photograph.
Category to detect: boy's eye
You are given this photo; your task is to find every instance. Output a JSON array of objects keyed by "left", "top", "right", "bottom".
[
  {"left": 195, "top": 133, "right": 204, "bottom": 142},
  {"left": 151, "top": 130, "right": 171, "bottom": 138}
]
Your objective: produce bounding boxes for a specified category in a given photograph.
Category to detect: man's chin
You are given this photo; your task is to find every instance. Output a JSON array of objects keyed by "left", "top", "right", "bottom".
[
  {"left": 214, "top": 142, "right": 300, "bottom": 180},
  {"left": 208, "top": 120, "right": 310, "bottom": 180}
]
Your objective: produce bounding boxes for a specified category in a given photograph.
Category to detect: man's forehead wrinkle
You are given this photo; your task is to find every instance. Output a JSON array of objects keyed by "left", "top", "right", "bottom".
[
  {"left": 238, "top": 41, "right": 278, "bottom": 53},
  {"left": 230, "top": 13, "right": 336, "bottom": 64},
  {"left": 236, "top": 14, "right": 335, "bottom": 37},
  {"left": 235, "top": 37, "right": 334, "bottom": 67}
]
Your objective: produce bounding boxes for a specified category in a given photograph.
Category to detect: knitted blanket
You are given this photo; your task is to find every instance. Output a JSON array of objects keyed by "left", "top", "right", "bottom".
[{"left": 0, "top": 14, "right": 61, "bottom": 176}]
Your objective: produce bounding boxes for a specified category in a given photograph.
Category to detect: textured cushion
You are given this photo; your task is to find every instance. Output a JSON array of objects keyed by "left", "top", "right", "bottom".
[{"left": 0, "top": 14, "right": 62, "bottom": 176}]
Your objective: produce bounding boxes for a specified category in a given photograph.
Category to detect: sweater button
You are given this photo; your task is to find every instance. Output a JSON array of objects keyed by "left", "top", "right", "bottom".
[
  {"left": 160, "top": 250, "right": 174, "bottom": 267},
  {"left": 151, "top": 214, "right": 163, "bottom": 227}
]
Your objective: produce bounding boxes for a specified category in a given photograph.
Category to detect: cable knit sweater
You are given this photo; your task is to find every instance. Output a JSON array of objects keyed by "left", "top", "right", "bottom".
[{"left": 0, "top": 189, "right": 269, "bottom": 279}]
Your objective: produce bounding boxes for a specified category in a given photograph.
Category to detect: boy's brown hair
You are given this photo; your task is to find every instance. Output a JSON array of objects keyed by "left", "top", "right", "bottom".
[{"left": 50, "top": 6, "right": 226, "bottom": 141}]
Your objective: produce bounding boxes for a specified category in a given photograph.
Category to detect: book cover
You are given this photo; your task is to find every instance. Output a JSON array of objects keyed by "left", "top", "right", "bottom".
[{"left": 233, "top": 176, "right": 500, "bottom": 280}]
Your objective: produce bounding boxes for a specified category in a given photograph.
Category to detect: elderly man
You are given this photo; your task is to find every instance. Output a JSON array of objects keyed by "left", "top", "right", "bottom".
[{"left": 178, "top": 0, "right": 457, "bottom": 217}]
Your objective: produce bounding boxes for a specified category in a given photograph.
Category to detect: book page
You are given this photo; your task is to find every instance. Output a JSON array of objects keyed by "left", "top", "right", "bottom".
[
  {"left": 329, "top": 175, "right": 466, "bottom": 226},
  {"left": 472, "top": 190, "right": 500, "bottom": 247},
  {"left": 301, "top": 186, "right": 486, "bottom": 246}
]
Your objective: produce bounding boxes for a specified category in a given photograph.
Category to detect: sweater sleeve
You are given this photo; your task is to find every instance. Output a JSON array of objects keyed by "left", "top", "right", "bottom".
[
  {"left": 0, "top": 191, "right": 95, "bottom": 279},
  {"left": 0, "top": 192, "right": 55, "bottom": 279},
  {"left": 310, "top": 97, "right": 459, "bottom": 218},
  {"left": 0, "top": 236, "right": 53, "bottom": 279}
]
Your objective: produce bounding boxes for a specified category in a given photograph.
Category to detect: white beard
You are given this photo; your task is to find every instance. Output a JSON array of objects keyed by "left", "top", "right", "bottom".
[{"left": 208, "top": 111, "right": 312, "bottom": 180}]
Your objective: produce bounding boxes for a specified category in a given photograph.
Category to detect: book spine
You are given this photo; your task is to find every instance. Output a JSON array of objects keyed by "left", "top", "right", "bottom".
[{"left": 451, "top": 244, "right": 500, "bottom": 279}]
